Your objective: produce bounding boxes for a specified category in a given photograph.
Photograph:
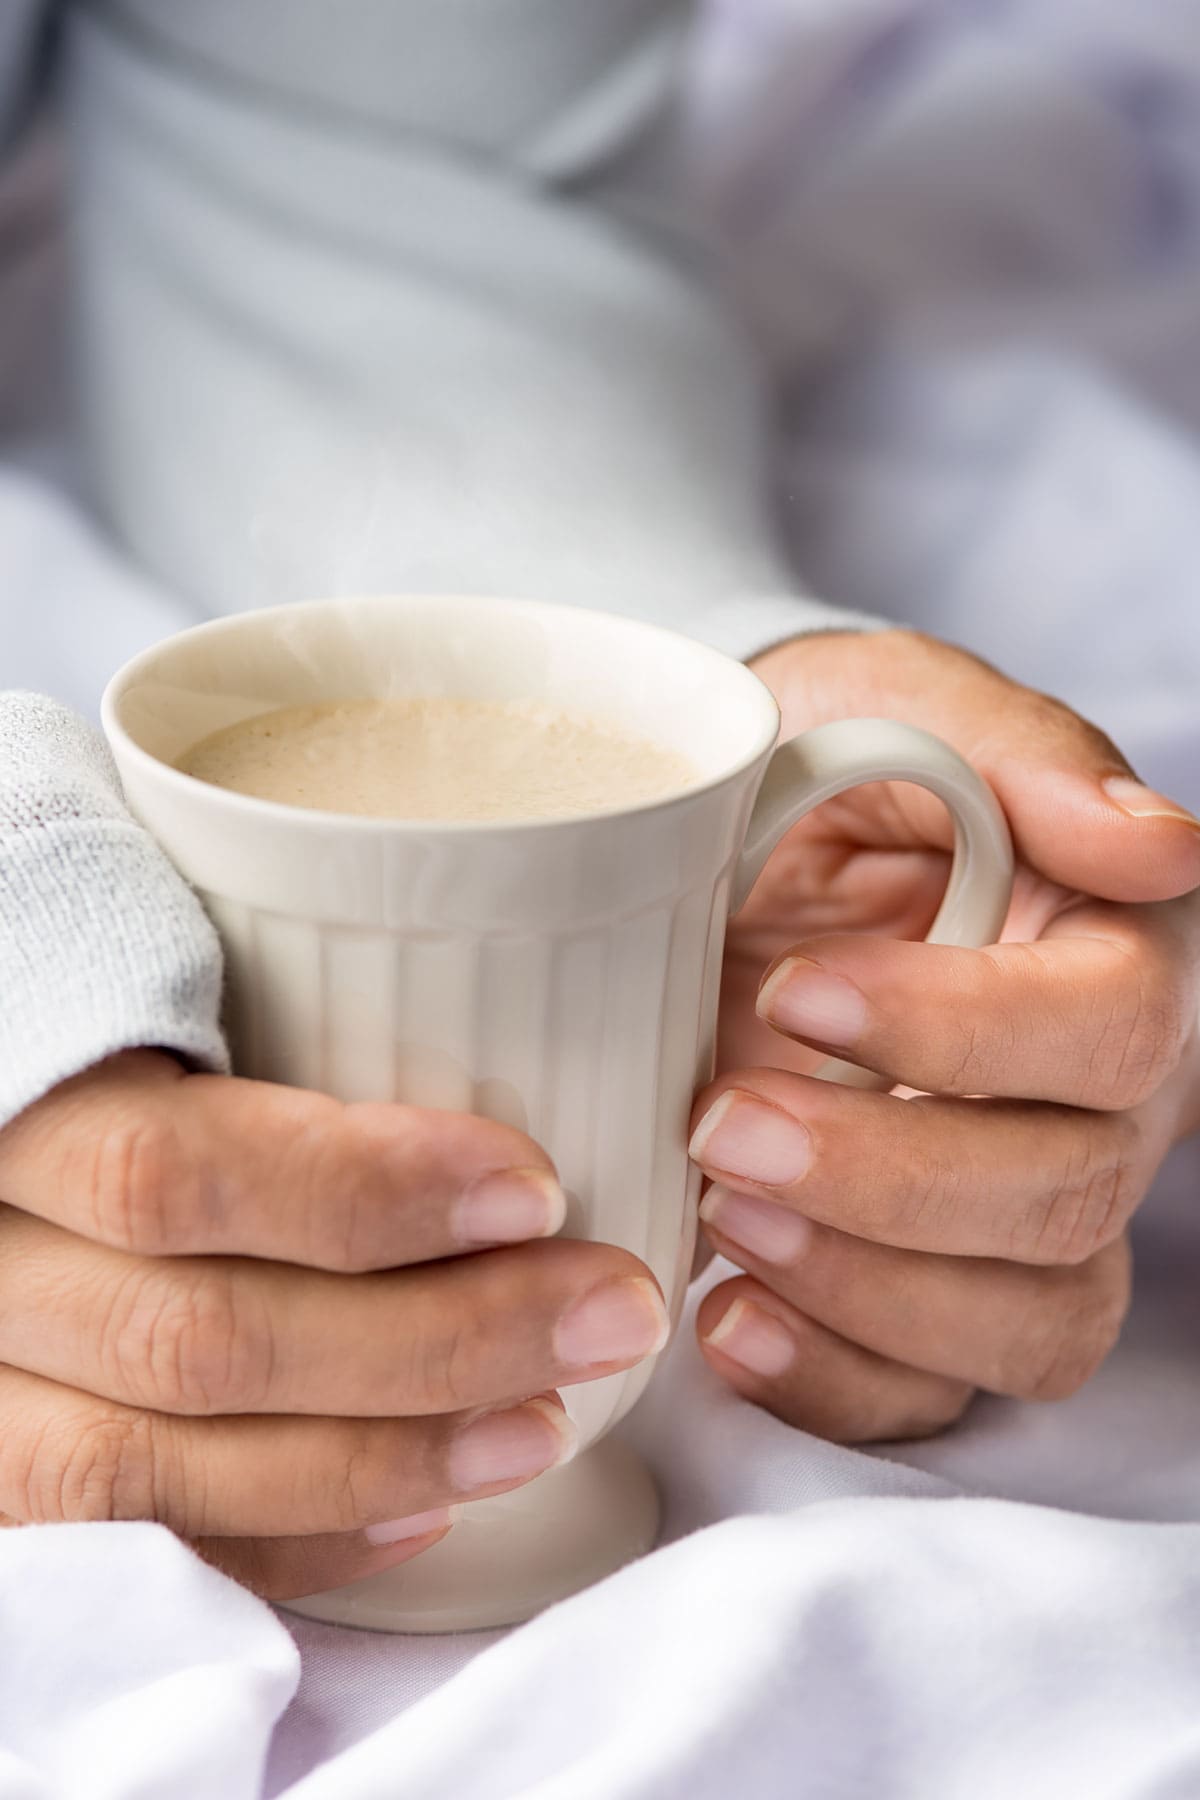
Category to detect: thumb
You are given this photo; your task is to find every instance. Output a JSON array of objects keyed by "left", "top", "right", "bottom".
[
  {"left": 757, "top": 629, "right": 1200, "bottom": 905},
  {"left": 981, "top": 727, "right": 1200, "bottom": 905}
]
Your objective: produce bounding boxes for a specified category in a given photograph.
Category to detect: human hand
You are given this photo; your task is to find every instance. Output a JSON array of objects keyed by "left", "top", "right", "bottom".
[
  {"left": 689, "top": 629, "right": 1200, "bottom": 1441},
  {"left": 0, "top": 1051, "right": 667, "bottom": 1596}
]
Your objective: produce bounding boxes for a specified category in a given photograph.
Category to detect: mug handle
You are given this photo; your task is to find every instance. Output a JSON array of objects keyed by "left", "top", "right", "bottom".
[{"left": 732, "top": 718, "right": 1015, "bottom": 1092}]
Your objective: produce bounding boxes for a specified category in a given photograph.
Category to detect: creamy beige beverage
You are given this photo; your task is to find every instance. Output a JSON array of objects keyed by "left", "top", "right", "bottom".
[{"left": 177, "top": 696, "right": 698, "bottom": 821}]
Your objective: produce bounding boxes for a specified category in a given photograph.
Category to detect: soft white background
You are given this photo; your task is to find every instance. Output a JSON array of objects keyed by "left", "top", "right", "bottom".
[{"left": 2, "top": 1, "right": 1200, "bottom": 1794}]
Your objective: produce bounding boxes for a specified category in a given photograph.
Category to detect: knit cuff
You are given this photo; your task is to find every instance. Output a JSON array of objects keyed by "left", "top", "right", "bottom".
[{"left": 0, "top": 692, "right": 228, "bottom": 1129}]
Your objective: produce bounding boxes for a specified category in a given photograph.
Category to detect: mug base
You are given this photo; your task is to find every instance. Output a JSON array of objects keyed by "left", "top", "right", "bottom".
[{"left": 281, "top": 1436, "right": 661, "bottom": 1634}]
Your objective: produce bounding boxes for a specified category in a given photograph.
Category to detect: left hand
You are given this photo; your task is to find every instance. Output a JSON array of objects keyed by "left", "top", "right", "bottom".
[{"left": 688, "top": 628, "right": 1200, "bottom": 1442}]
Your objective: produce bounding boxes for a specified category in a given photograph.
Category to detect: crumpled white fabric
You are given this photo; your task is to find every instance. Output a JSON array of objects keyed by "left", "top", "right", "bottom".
[
  {"left": 282, "top": 1500, "right": 1200, "bottom": 1800},
  {"left": 0, "top": 1523, "right": 296, "bottom": 1800}
]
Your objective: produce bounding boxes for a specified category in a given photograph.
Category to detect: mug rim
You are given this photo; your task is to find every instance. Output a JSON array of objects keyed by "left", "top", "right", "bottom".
[{"left": 100, "top": 593, "right": 783, "bottom": 838}]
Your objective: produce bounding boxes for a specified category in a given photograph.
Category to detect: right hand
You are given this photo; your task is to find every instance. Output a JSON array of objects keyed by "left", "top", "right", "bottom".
[{"left": 0, "top": 1051, "right": 667, "bottom": 1598}]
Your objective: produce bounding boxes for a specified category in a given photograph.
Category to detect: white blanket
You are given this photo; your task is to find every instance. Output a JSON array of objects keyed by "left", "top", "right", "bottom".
[{"left": 4, "top": 0, "right": 1200, "bottom": 1794}]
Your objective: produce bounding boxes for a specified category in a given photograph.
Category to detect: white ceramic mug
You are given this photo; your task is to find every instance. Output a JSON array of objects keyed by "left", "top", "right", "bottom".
[{"left": 102, "top": 595, "right": 1013, "bottom": 1633}]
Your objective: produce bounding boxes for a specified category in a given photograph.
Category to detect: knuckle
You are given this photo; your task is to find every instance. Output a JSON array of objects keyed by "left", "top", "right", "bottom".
[
  {"left": 1016, "top": 691, "right": 1117, "bottom": 763},
  {"left": 405, "top": 1312, "right": 475, "bottom": 1413},
  {"left": 1086, "top": 943, "right": 1189, "bottom": 1111},
  {"left": 942, "top": 1018, "right": 995, "bottom": 1096},
  {"left": 316, "top": 1423, "right": 380, "bottom": 1532},
  {"left": 892, "top": 1137, "right": 968, "bottom": 1244},
  {"left": 103, "top": 1265, "right": 270, "bottom": 1416},
  {"left": 1049, "top": 699, "right": 1126, "bottom": 770},
  {"left": 291, "top": 1103, "right": 383, "bottom": 1273},
  {"left": 1019, "top": 1251, "right": 1130, "bottom": 1402},
  {"left": 57, "top": 1413, "right": 155, "bottom": 1521},
  {"left": 947, "top": 951, "right": 1026, "bottom": 1092},
  {"left": 19, "top": 1408, "right": 156, "bottom": 1524},
  {"left": 83, "top": 1111, "right": 189, "bottom": 1256},
  {"left": 1021, "top": 1124, "right": 1143, "bottom": 1266}
]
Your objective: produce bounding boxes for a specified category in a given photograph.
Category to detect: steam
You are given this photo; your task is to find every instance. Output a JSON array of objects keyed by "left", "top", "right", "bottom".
[{"left": 245, "top": 437, "right": 401, "bottom": 619}]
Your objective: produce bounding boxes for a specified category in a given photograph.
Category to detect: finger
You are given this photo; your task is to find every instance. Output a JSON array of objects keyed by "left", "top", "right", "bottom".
[
  {"left": 765, "top": 629, "right": 1200, "bottom": 903},
  {"left": 0, "top": 1212, "right": 669, "bottom": 1415},
  {"left": 0, "top": 1050, "right": 569, "bottom": 1268},
  {"left": 757, "top": 898, "right": 1199, "bottom": 1110},
  {"left": 979, "top": 709, "right": 1200, "bottom": 905},
  {"left": 0, "top": 1364, "right": 579, "bottom": 1537},
  {"left": 695, "top": 1276, "right": 971, "bottom": 1443},
  {"left": 194, "top": 1513, "right": 457, "bottom": 1602},
  {"left": 689, "top": 1071, "right": 1152, "bottom": 1264},
  {"left": 699, "top": 1186, "right": 1131, "bottom": 1399}
]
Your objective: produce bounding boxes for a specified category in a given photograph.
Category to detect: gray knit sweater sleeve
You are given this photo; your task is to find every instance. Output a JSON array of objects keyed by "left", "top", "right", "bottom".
[{"left": 0, "top": 691, "right": 229, "bottom": 1129}]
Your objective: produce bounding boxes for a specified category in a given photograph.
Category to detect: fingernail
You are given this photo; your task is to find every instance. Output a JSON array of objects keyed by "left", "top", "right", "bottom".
[
  {"left": 1102, "top": 776, "right": 1200, "bottom": 829},
  {"left": 449, "top": 1398, "right": 578, "bottom": 1491},
  {"left": 453, "top": 1167, "right": 567, "bottom": 1248},
  {"left": 554, "top": 1277, "right": 670, "bottom": 1371},
  {"left": 364, "top": 1505, "right": 460, "bottom": 1546},
  {"left": 758, "top": 957, "right": 868, "bottom": 1048},
  {"left": 703, "top": 1297, "right": 796, "bottom": 1377},
  {"left": 688, "top": 1091, "right": 812, "bottom": 1188},
  {"left": 699, "top": 1185, "right": 812, "bottom": 1265}
]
